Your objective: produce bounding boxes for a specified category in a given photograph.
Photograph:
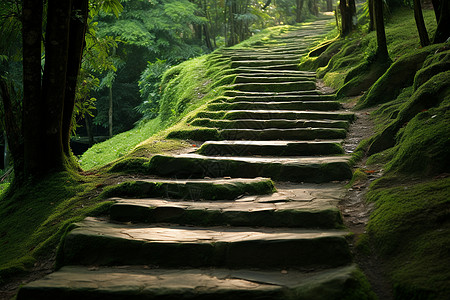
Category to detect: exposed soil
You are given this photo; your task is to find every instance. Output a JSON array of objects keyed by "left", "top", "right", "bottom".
[{"left": 340, "top": 99, "right": 394, "bottom": 300}]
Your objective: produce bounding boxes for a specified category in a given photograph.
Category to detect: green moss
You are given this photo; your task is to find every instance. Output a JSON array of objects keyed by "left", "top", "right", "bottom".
[
  {"left": 366, "top": 177, "right": 450, "bottom": 299},
  {"left": 360, "top": 44, "right": 445, "bottom": 108},
  {"left": 0, "top": 171, "right": 114, "bottom": 282},
  {"left": 346, "top": 169, "right": 368, "bottom": 188},
  {"left": 384, "top": 102, "right": 450, "bottom": 175}
]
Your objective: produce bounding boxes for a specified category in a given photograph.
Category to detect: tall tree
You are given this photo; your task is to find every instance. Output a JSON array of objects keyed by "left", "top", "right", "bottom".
[
  {"left": 296, "top": 0, "right": 304, "bottom": 23},
  {"left": 413, "top": 0, "right": 430, "bottom": 47},
  {"left": 338, "top": 0, "right": 356, "bottom": 37},
  {"left": 1, "top": 0, "right": 121, "bottom": 183},
  {"left": 432, "top": 0, "right": 450, "bottom": 43},
  {"left": 373, "top": 0, "right": 389, "bottom": 60}
]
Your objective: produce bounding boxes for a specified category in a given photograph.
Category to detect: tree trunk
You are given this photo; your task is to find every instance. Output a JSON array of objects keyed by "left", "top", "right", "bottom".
[
  {"left": 296, "top": 0, "right": 304, "bottom": 23},
  {"left": 62, "top": 0, "right": 89, "bottom": 157},
  {"left": 326, "top": 0, "right": 333, "bottom": 11},
  {"left": 374, "top": 0, "right": 389, "bottom": 60},
  {"left": 368, "top": 0, "right": 375, "bottom": 32},
  {"left": 40, "top": 0, "right": 73, "bottom": 172},
  {"left": 414, "top": 0, "right": 430, "bottom": 47},
  {"left": 85, "top": 114, "right": 95, "bottom": 146},
  {"left": 22, "top": 0, "right": 44, "bottom": 178},
  {"left": 0, "top": 79, "right": 23, "bottom": 180},
  {"left": 433, "top": 0, "right": 450, "bottom": 43},
  {"left": 109, "top": 85, "right": 113, "bottom": 137},
  {"left": 3, "top": 134, "right": 10, "bottom": 170}
]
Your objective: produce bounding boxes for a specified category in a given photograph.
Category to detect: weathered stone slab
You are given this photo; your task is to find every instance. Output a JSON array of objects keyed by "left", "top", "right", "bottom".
[
  {"left": 145, "top": 154, "right": 353, "bottom": 183},
  {"left": 197, "top": 140, "right": 344, "bottom": 156},
  {"left": 218, "top": 128, "right": 347, "bottom": 140},
  {"left": 60, "top": 218, "right": 351, "bottom": 268},
  {"left": 103, "top": 177, "right": 275, "bottom": 201},
  {"left": 232, "top": 82, "right": 316, "bottom": 92},
  {"left": 235, "top": 75, "right": 315, "bottom": 83},
  {"left": 190, "top": 118, "right": 350, "bottom": 129},
  {"left": 109, "top": 195, "right": 343, "bottom": 228},
  {"left": 233, "top": 68, "right": 316, "bottom": 77},
  {"left": 18, "top": 265, "right": 365, "bottom": 300},
  {"left": 224, "top": 90, "right": 320, "bottom": 97},
  {"left": 207, "top": 100, "right": 341, "bottom": 111},
  {"left": 231, "top": 59, "right": 300, "bottom": 68},
  {"left": 167, "top": 127, "right": 347, "bottom": 141},
  {"left": 207, "top": 110, "right": 355, "bottom": 121}
]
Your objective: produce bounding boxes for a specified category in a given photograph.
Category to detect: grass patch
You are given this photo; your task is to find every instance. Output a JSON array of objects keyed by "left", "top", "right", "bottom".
[{"left": 365, "top": 177, "right": 450, "bottom": 299}]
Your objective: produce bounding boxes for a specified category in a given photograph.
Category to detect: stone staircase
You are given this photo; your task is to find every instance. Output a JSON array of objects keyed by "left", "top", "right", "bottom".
[{"left": 17, "top": 18, "right": 368, "bottom": 299}]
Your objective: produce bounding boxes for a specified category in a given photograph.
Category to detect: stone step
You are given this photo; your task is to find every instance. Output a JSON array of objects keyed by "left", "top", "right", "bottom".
[
  {"left": 207, "top": 101, "right": 342, "bottom": 111},
  {"left": 146, "top": 154, "right": 353, "bottom": 183},
  {"left": 234, "top": 75, "right": 315, "bottom": 83},
  {"left": 231, "top": 60, "right": 299, "bottom": 68},
  {"left": 59, "top": 218, "right": 351, "bottom": 268},
  {"left": 102, "top": 177, "right": 275, "bottom": 201},
  {"left": 109, "top": 182, "right": 345, "bottom": 228},
  {"left": 232, "top": 82, "right": 316, "bottom": 92},
  {"left": 234, "top": 68, "right": 316, "bottom": 77},
  {"left": 190, "top": 118, "right": 350, "bottom": 130},
  {"left": 192, "top": 110, "right": 355, "bottom": 122},
  {"left": 226, "top": 54, "right": 303, "bottom": 61},
  {"left": 197, "top": 140, "right": 344, "bottom": 156},
  {"left": 227, "top": 94, "right": 335, "bottom": 102},
  {"left": 224, "top": 90, "right": 320, "bottom": 97},
  {"left": 17, "top": 265, "right": 364, "bottom": 300},
  {"left": 168, "top": 127, "right": 347, "bottom": 141},
  {"left": 232, "top": 63, "right": 300, "bottom": 71}
]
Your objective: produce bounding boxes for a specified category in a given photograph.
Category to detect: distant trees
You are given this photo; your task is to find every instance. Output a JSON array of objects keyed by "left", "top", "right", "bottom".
[{"left": 338, "top": 0, "right": 356, "bottom": 36}]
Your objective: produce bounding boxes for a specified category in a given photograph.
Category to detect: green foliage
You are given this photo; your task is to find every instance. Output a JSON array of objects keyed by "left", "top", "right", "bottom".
[
  {"left": 365, "top": 177, "right": 450, "bottom": 299},
  {"left": 136, "top": 59, "right": 170, "bottom": 121}
]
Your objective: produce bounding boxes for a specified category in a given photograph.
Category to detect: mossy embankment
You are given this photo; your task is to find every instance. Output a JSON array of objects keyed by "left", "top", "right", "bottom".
[{"left": 299, "top": 7, "right": 449, "bottom": 299}]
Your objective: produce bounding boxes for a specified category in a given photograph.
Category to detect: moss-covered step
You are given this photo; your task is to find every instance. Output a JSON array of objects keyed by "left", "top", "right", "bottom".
[
  {"left": 231, "top": 59, "right": 300, "bottom": 68},
  {"left": 109, "top": 196, "right": 343, "bottom": 228},
  {"left": 197, "top": 140, "right": 344, "bottom": 156},
  {"left": 102, "top": 177, "right": 275, "bottom": 201},
  {"left": 59, "top": 217, "right": 351, "bottom": 268},
  {"left": 190, "top": 118, "right": 350, "bottom": 130},
  {"left": 219, "top": 128, "right": 347, "bottom": 140},
  {"left": 228, "top": 94, "right": 335, "bottom": 102},
  {"left": 168, "top": 127, "right": 347, "bottom": 141},
  {"left": 207, "top": 101, "right": 342, "bottom": 111},
  {"left": 232, "top": 82, "right": 316, "bottom": 92},
  {"left": 226, "top": 54, "right": 303, "bottom": 61},
  {"left": 192, "top": 110, "right": 355, "bottom": 121},
  {"left": 224, "top": 90, "right": 320, "bottom": 97},
  {"left": 233, "top": 68, "right": 316, "bottom": 77},
  {"left": 17, "top": 265, "right": 373, "bottom": 300},
  {"left": 233, "top": 63, "right": 300, "bottom": 71},
  {"left": 234, "top": 75, "right": 316, "bottom": 83},
  {"left": 145, "top": 154, "right": 352, "bottom": 183}
]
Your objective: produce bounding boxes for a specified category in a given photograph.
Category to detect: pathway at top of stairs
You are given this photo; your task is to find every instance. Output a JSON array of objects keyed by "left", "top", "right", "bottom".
[{"left": 17, "top": 17, "right": 367, "bottom": 300}]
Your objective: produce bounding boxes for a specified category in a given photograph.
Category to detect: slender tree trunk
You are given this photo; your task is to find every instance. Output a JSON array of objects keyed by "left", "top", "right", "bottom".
[
  {"left": 109, "top": 85, "right": 113, "bottom": 137},
  {"left": 433, "top": 0, "right": 450, "bottom": 43},
  {"left": 85, "top": 114, "right": 94, "bottom": 146},
  {"left": 374, "top": 0, "right": 389, "bottom": 60},
  {"left": 296, "top": 0, "right": 304, "bottom": 23},
  {"left": 431, "top": 0, "right": 441, "bottom": 21},
  {"left": 62, "top": 0, "right": 89, "bottom": 157},
  {"left": 368, "top": 0, "right": 375, "bottom": 32},
  {"left": 414, "top": 0, "right": 430, "bottom": 47},
  {"left": 4, "top": 135, "right": 10, "bottom": 170},
  {"left": 22, "top": 0, "right": 44, "bottom": 178},
  {"left": 326, "top": 0, "right": 333, "bottom": 11}
]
